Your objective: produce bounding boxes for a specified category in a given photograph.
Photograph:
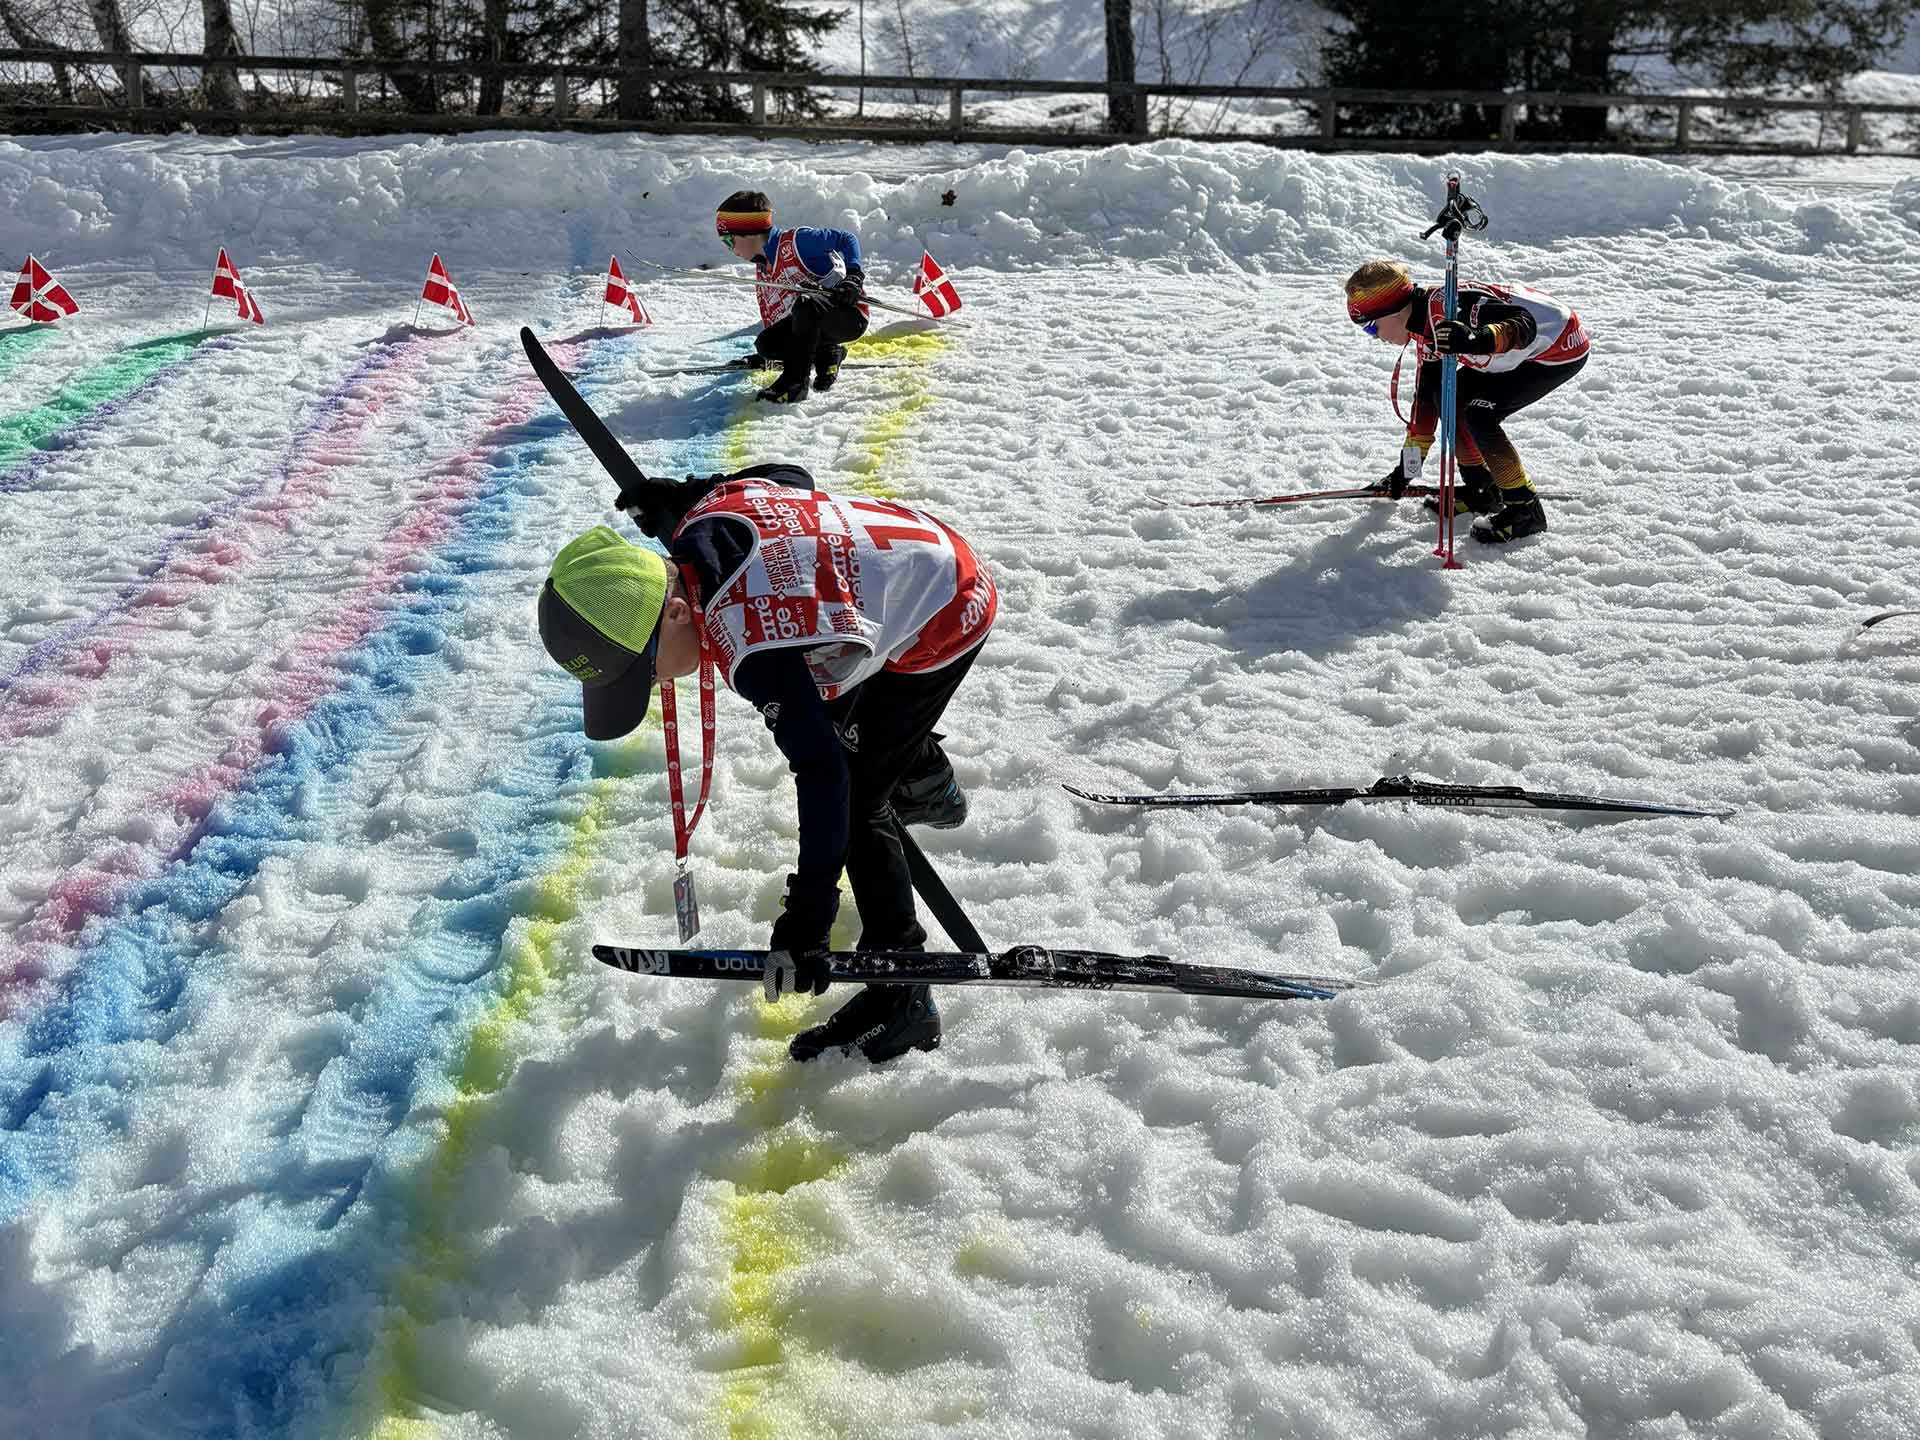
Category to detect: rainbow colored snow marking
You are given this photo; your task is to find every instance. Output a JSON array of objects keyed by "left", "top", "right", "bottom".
[
  {"left": 0, "top": 330, "right": 218, "bottom": 479},
  {"left": 0, "top": 320, "right": 59, "bottom": 386},
  {"left": 704, "top": 327, "right": 950, "bottom": 1437},
  {"left": 0, "top": 343, "right": 576, "bottom": 1008},
  {"left": 356, "top": 736, "right": 651, "bottom": 1439},
  {"left": 0, "top": 334, "right": 439, "bottom": 704}
]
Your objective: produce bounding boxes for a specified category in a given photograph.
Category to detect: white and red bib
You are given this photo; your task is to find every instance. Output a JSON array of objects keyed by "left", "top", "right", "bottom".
[
  {"left": 756, "top": 231, "right": 812, "bottom": 328},
  {"left": 1420, "top": 281, "right": 1589, "bottom": 373},
  {"left": 678, "top": 481, "right": 997, "bottom": 700}
]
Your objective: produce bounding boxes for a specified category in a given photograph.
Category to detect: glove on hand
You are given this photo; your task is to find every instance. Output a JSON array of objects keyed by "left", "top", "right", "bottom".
[
  {"left": 765, "top": 876, "right": 838, "bottom": 1002},
  {"left": 728, "top": 352, "right": 776, "bottom": 370},
  {"left": 1431, "top": 319, "right": 1494, "bottom": 356},
  {"left": 1378, "top": 465, "right": 1409, "bottom": 500},
  {"left": 830, "top": 267, "right": 865, "bottom": 307}
]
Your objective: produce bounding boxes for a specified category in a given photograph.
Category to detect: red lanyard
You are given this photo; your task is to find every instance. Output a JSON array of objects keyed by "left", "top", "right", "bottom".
[{"left": 660, "top": 652, "right": 716, "bottom": 866}]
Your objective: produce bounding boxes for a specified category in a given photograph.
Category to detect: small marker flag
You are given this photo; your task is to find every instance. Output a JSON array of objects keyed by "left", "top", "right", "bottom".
[
  {"left": 211, "top": 247, "right": 265, "bottom": 326},
  {"left": 9, "top": 255, "right": 80, "bottom": 323},
  {"left": 421, "top": 254, "right": 475, "bottom": 326},
  {"left": 910, "top": 251, "right": 962, "bottom": 318},
  {"left": 604, "top": 255, "right": 652, "bottom": 325}
]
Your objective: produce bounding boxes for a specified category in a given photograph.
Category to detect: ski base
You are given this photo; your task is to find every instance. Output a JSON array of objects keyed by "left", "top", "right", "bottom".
[
  {"left": 1160, "top": 484, "right": 1565, "bottom": 510},
  {"left": 591, "top": 944, "right": 1363, "bottom": 1002},
  {"left": 1065, "top": 774, "right": 1730, "bottom": 819}
]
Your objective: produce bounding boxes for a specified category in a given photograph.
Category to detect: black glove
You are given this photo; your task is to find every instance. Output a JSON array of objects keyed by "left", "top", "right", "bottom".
[
  {"left": 765, "top": 876, "right": 838, "bottom": 1001},
  {"left": 830, "top": 266, "right": 865, "bottom": 307},
  {"left": 727, "top": 352, "right": 775, "bottom": 371},
  {"left": 1377, "top": 464, "right": 1409, "bottom": 500},
  {"left": 1431, "top": 319, "right": 1494, "bottom": 356}
]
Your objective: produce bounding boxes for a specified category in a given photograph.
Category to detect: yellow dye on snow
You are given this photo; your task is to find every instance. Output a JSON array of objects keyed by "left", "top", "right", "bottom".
[
  {"left": 839, "top": 332, "right": 950, "bottom": 499},
  {"left": 354, "top": 729, "right": 657, "bottom": 1438}
]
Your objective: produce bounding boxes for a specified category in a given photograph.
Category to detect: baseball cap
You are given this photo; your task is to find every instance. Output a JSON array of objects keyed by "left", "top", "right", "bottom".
[{"left": 539, "top": 527, "right": 671, "bottom": 740}]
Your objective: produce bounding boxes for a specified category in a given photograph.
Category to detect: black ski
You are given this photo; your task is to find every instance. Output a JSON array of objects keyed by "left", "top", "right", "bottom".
[
  {"left": 1065, "top": 773, "right": 1730, "bottom": 819},
  {"left": 520, "top": 326, "right": 653, "bottom": 509},
  {"left": 640, "top": 359, "right": 910, "bottom": 378},
  {"left": 1858, "top": 609, "right": 1920, "bottom": 631},
  {"left": 591, "top": 944, "right": 1363, "bottom": 1001}
]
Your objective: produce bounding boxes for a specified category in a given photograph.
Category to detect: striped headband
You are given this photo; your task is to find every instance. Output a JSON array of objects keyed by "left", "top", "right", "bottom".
[
  {"left": 1346, "top": 271, "right": 1416, "bottom": 324},
  {"left": 716, "top": 209, "right": 773, "bottom": 236}
]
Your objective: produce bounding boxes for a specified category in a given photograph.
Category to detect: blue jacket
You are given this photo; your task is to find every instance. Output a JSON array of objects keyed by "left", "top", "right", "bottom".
[{"left": 760, "top": 224, "right": 863, "bottom": 280}]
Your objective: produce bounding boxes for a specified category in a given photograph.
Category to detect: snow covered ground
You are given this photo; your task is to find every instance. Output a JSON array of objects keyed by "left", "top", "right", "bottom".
[{"left": 3, "top": 134, "right": 1920, "bottom": 1439}]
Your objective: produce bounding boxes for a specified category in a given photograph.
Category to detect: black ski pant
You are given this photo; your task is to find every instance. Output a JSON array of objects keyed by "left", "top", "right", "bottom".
[
  {"left": 1418, "top": 353, "right": 1587, "bottom": 491},
  {"left": 825, "top": 644, "right": 981, "bottom": 951},
  {"left": 756, "top": 297, "right": 870, "bottom": 377}
]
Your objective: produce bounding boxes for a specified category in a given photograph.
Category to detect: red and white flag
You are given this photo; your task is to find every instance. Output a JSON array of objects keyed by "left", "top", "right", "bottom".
[
  {"left": 604, "top": 255, "right": 652, "bottom": 326},
  {"left": 910, "top": 250, "right": 962, "bottom": 318},
  {"left": 421, "top": 254, "right": 474, "bottom": 327},
  {"left": 210, "top": 247, "right": 265, "bottom": 326},
  {"left": 9, "top": 254, "right": 80, "bottom": 323}
]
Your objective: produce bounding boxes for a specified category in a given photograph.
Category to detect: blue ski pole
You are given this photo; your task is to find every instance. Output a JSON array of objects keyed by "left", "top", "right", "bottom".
[{"left": 1422, "top": 175, "right": 1488, "bottom": 568}]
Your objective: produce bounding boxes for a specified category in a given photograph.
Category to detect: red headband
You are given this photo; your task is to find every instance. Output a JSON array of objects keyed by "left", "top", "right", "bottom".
[
  {"left": 716, "top": 210, "right": 773, "bottom": 236},
  {"left": 1346, "top": 275, "right": 1415, "bottom": 324}
]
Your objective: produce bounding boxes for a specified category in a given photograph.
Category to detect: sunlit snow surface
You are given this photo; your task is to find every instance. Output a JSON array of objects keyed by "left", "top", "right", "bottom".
[{"left": 2, "top": 134, "right": 1918, "bottom": 1439}]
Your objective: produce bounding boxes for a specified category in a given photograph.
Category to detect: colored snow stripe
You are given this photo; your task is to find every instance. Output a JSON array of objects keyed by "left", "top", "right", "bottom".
[
  {"left": 0, "top": 321, "right": 59, "bottom": 386},
  {"left": 835, "top": 332, "right": 950, "bottom": 501},
  {"left": 714, "top": 1002, "right": 852, "bottom": 1439},
  {"left": 0, "top": 334, "right": 439, "bottom": 714},
  {"left": 356, "top": 743, "right": 649, "bottom": 1439},
  {"left": 0, "top": 331, "right": 223, "bottom": 482},
  {"left": 0, "top": 344, "right": 582, "bottom": 1008}
]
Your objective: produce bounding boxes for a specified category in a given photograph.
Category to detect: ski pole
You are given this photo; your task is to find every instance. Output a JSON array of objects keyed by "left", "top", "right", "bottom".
[{"left": 1422, "top": 176, "right": 1488, "bottom": 569}]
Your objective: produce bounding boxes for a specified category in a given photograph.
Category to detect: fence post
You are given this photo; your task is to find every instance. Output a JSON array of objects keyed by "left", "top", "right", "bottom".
[
  {"left": 1499, "top": 100, "right": 1516, "bottom": 143},
  {"left": 949, "top": 84, "right": 963, "bottom": 140},
  {"left": 1675, "top": 101, "right": 1692, "bottom": 147},
  {"left": 124, "top": 60, "right": 143, "bottom": 111},
  {"left": 1846, "top": 107, "right": 1865, "bottom": 154},
  {"left": 1320, "top": 89, "right": 1337, "bottom": 141},
  {"left": 342, "top": 68, "right": 358, "bottom": 115},
  {"left": 555, "top": 70, "right": 570, "bottom": 120},
  {"left": 752, "top": 81, "right": 766, "bottom": 126},
  {"left": 1131, "top": 83, "right": 1150, "bottom": 138}
]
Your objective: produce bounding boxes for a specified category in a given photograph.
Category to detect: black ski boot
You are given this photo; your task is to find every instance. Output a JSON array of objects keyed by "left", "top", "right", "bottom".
[
  {"left": 789, "top": 984, "right": 942, "bottom": 1064},
  {"left": 890, "top": 752, "right": 967, "bottom": 829},
  {"left": 758, "top": 366, "right": 811, "bottom": 405},
  {"left": 813, "top": 344, "right": 849, "bottom": 393},
  {"left": 1421, "top": 464, "right": 1499, "bottom": 517},
  {"left": 1471, "top": 489, "right": 1548, "bottom": 544}
]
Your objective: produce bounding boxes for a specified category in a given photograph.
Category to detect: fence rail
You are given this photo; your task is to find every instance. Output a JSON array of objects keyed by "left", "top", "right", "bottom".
[{"left": 3, "top": 48, "right": 1916, "bottom": 155}]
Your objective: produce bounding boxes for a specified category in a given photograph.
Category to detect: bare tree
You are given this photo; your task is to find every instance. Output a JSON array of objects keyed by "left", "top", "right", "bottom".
[
  {"left": 1104, "top": 0, "right": 1139, "bottom": 135},
  {"left": 201, "top": 0, "right": 244, "bottom": 110},
  {"left": 0, "top": 0, "right": 74, "bottom": 100},
  {"left": 618, "top": 0, "right": 654, "bottom": 120},
  {"left": 362, "top": 0, "right": 438, "bottom": 111},
  {"left": 477, "top": 0, "right": 508, "bottom": 113}
]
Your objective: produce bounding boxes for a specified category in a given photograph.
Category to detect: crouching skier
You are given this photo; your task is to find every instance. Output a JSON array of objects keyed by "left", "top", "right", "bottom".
[
  {"left": 538, "top": 463, "right": 995, "bottom": 1064},
  {"left": 1345, "top": 259, "right": 1589, "bottom": 544},
  {"left": 715, "top": 189, "right": 869, "bottom": 405}
]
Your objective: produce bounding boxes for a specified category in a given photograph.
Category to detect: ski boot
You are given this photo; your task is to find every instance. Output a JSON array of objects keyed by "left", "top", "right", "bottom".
[
  {"left": 1421, "top": 464, "right": 1499, "bottom": 518},
  {"left": 1471, "top": 489, "right": 1548, "bottom": 544},
  {"left": 890, "top": 752, "right": 967, "bottom": 829},
  {"left": 757, "top": 366, "right": 811, "bottom": 405},
  {"left": 813, "top": 344, "right": 849, "bottom": 393},
  {"left": 789, "top": 984, "right": 942, "bottom": 1064}
]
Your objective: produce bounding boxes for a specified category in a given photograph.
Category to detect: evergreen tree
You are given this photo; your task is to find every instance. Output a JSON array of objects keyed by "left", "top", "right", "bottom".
[{"left": 1323, "top": 0, "right": 1920, "bottom": 140}]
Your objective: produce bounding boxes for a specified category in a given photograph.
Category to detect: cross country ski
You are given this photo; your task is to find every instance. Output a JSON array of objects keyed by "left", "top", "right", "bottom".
[
  {"left": 1164, "top": 482, "right": 1568, "bottom": 509},
  {"left": 1064, "top": 774, "right": 1731, "bottom": 819},
  {"left": 592, "top": 944, "right": 1365, "bottom": 1002}
]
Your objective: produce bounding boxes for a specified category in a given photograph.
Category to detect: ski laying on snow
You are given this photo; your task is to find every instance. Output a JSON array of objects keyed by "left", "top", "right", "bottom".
[
  {"left": 1163, "top": 484, "right": 1566, "bottom": 509},
  {"left": 591, "top": 944, "right": 1364, "bottom": 1001},
  {"left": 639, "top": 359, "right": 910, "bottom": 378},
  {"left": 1857, "top": 609, "right": 1920, "bottom": 631},
  {"left": 1065, "top": 773, "right": 1730, "bottom": 819}
]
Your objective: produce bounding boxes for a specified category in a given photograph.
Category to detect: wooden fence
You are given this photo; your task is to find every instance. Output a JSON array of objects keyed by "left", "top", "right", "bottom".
[{"left": 4, "top": 48, "right": 1917, "bottom": 155}]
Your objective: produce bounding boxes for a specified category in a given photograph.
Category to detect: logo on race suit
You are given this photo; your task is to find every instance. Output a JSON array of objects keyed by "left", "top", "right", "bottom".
[
  {"left": 760, "top": 536, "right": 803, "bottom": 595},
  {"left": 959, "top": 573, "right": 993, "bottom": 636},
  {"left": 606, "top": 948, "right": 672, "bottom": 974},
  {"left": 1468, "top": 398, "right": 1497, "bottom": 408},
  {"left": 760, "top": 701, "right": 782, "bottom": 727},
  {"left": 837, "top": 720, "right": 861, "bottom": 753},
  {"left": 747, "top": 594, "right": 807, "bottom": 641}
]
